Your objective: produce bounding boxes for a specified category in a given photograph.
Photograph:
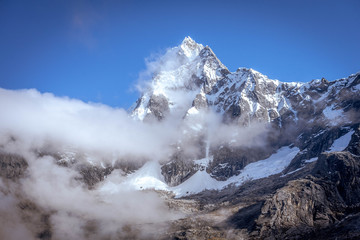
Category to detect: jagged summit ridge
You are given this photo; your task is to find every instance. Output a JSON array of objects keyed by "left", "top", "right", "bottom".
[
  {"left": 179, "top": 36, "right": 204, "bottom": 60},
  {"left": 131, "top": 37, "right": 228, "bottom": 121},
  {"left": 131, "top": 37, "right": 302, "bottom": 123},
  {"left": 132, "top": 37, "right": 359, "bottom": 129}
]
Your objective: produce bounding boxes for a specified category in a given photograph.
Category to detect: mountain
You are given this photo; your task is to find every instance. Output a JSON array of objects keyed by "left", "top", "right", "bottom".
[
  {"left": 0, "top": 37, "right": 359, "bottom": 239},
  {"left": 130, "top": 36, "right": 360, "bottom": 187},
  {"left": 129, "top": 37, "right": 360, "bottom": 239},
  {"left": 132, "top": 37, "right": 358, "bottom": 127}
]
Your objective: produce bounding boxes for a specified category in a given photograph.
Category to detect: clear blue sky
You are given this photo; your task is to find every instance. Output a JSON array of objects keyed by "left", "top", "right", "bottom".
[{"left": 1, "top": 0, "right": 359, "bottom": 108}]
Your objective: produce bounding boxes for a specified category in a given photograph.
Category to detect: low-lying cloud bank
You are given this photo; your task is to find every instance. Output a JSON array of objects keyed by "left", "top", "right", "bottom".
[
  {"left": 0, "top": 88, "right": 180, "bottom": 162},
  {"left": 0, "top": 152, "right": 180, "bottom": 240},
  {"left": 0, "top": 87, "right": 268, "bottom": 162},
  {"left": 0, "top": 87, "right": 269, "bottom": 239},
  {"left": 0, "top": 88, "right": 185, "bottom": 239}
]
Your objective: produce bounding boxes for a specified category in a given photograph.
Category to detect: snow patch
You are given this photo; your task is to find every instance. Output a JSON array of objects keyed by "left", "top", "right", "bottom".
[
  {"left": 172, "top": 170, "right": 222, "bottom": 197},
  {"left": 281, "top": 167, "right": 305, "bottom": 177},
  {"left": 327, "top": 130, "right": 354, "bottom": 152},
  {"left": 99, "top": 161, "right": 169, "bottom": 194},
  {"left": 305, "top": 157, "right": 318, "bottom": 163},
  {"left": 173, "top": 146, "right": 299, "bottom": 197},
  {"left": 323, "top": 105, "right": 344, "bottom": 125},
  {"left": 227, "top": 146, "right": 300, "bottom": 185},
  {"left": 187, "top": 106, "right": 199, "bottom": 115},
  {"left": 100, "top": 146, "right": 299, "bottom": 198},
  {"left": 351, "top": 84, "right": 360, "bottom": 92},
  {"left": 194, "top": 156, "right": 213, "bottom": 168}
]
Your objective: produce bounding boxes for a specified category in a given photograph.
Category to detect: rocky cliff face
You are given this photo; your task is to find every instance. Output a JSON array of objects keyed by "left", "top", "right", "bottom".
[
  {"left": 0, "top": 152, "right": 28, "bottom": 180},
  {"left": 254, "top": 149, "right": 360, "bottom": 239}
]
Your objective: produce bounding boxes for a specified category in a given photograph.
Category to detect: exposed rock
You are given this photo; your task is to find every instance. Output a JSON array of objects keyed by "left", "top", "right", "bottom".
[
  {"left": 192, "top": 91, "right": 208, "bottom": 110},
  {"left": 161, "top": 153, "right": 198, "bottom": 186},
  {"left": 209, "top": 146, "right": 272, "bottom": 180},
  {"left": 286, "top": 126, "right": 354, "bottom": 172},
  {"left": 312, "top": 152, "right": 360, "bottom": 206},
  {"left": 144, "top": 94, "right": 170, "bottom": 121},
  {"left": 307, "top": 213, "right": 360, "bottom": 240},
  {"left": 75, "top": 164, "right": 113, "bottom": 188},
  {"left": 346, "top": 125, "right": 360, "bottom": 155},
  {"left": 18, "top": 200, "right": 52, "bottom": 240},
  {"left": 0, "top": 152, "right": 28, "bottom": 180},
  {"left": 253, "top": 150, "right": 360, "bottom": 239},
  {"left": 256, "top": 178, "right": 334, "bottom": 239}
]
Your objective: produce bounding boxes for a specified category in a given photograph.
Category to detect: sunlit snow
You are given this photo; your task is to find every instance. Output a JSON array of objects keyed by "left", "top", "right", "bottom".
[
  {"left": 305, "top": 157, "right": 318, "bottom": 163},
  {"left": 99, "top": 161, "right": 169, "bottom": 194},
  {"left": 99, "top": 146, "right": 300, "bottom": 198}
]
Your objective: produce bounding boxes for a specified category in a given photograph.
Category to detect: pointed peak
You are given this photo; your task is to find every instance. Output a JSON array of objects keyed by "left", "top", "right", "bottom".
[
  {"left": 182, "top": 36, "right": 195, "bottom": 45},
  {"left": 179, "top": 36, "right": 204, "bottom": 60}
]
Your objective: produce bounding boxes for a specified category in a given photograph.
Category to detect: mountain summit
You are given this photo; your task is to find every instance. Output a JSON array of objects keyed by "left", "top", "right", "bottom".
[
  {"left": 179, "top": 36, "right": 204, "bottom": 59},
  {"left": 131, "top": 37, "right": 228, "bottom": 121},
  {"left": 132, "top": 37, "right": 359, "bottom": 128}
]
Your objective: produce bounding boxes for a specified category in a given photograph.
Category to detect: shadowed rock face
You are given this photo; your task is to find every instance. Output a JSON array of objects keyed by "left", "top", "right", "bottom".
[
  {"left": 312, "top": 152, "right": 360, "bottom": 206},
  {"left": 257, "top": 178, "right": 334, "bottom": 238},
  {"left": 192, "top": 92, "right": 208, "bottom": 110},
  {"left": 346, "top": 125, "right": 360, "bottom": 155},
  {"left": 75, "top": 164, "right": 114, "bottom": 188},
  {"left": 209, "top": 146, "right": 273, "bottom": 180},
  {"left": 161, "top": 152, "right": 198, "bottom": 186},
  {"left": 253, "top": 150, "right": 360, "bottom": 239},
  {"left": 0, "top": 152, "right": 28, "bottom": 180},
  {"left": 144, "top": 94, "right": 170, "bottom": 121}
]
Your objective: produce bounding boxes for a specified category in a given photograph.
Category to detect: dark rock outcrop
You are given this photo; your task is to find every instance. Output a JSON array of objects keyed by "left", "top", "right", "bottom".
[
  {"left": 0, "top": 152, "right": 28, "bottom": 180},
  {"left": 254, "top": 150, "right": 360, "bottom": 239},
  {"left": 209, "top": 146, "right": 272, "bottom": 180},
  {"left": 144, "top": 94, "right": 170, "bottom": 121},
  {"left": 76, "top": 164, "right": 114, "bottom": 188},
  {"left": 161, "top": 154, "right": 197, "bottom": 186},
  {"left": 257, "top": 178, "right": 335, "bottom": 239}
]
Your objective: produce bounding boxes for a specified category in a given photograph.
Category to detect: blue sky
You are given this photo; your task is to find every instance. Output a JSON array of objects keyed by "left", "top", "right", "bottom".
[{"left": 1, "top": 0, "right": 359, "bottom": 108}]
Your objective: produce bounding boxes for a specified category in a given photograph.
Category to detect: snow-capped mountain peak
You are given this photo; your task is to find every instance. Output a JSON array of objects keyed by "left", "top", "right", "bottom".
[
  {"left": 179, "top": 36, "right": 204, "bottom": 60},
  {"left": 132, "top": 37, "right": 359, "bottom": 132},
  {"left": 131, "top": 37, "right": 225, "bottom": 121}
]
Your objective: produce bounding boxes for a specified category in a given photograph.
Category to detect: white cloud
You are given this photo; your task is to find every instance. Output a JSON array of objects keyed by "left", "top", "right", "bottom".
[{"left": 0, "top": 88, "right": 178, "bottom": 162}]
